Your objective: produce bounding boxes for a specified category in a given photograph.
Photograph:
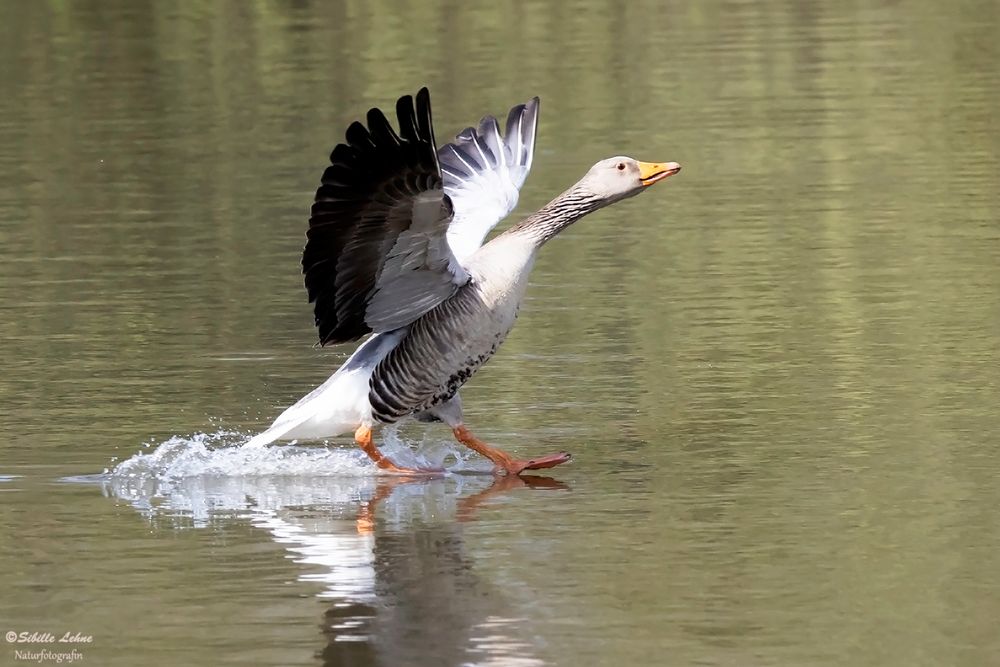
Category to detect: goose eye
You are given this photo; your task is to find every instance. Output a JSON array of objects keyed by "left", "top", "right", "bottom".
[{"left": 616, "top": 162, "right": 625, "bottom": 171}]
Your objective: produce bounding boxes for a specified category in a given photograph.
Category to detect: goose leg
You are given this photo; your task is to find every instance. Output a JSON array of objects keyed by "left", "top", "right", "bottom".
[
  {"left": 429, "top": 395, "right": 571, "bottom": 475},
  {"left": 354, "top": 425, "right": 442, "bottom": 475},
  {"left": 452, "top": 425, "right": 572, "bottom": 476}
]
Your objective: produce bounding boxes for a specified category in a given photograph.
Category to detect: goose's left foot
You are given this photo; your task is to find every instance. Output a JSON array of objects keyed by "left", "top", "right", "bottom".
[
  {"left": 355, "top": 425, "right": 444, "bottom": 475},
  {"left": 452, "top": 425, "right": 572, "bottom": 476}
]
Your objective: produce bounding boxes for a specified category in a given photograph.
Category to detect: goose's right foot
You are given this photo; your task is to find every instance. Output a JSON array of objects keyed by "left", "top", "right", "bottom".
[
  {"left": 502, "top": 451, "right": 573, "bottom": 475},
  {"left": 452, "top": 425, "right": 572, "bottom": 476},
  {"left": 354, "top": 425, "right": 443, "bottom": 475}
]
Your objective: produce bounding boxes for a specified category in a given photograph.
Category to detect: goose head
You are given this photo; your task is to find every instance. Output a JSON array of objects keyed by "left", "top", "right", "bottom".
[{"left": 578, "top": 156, "right": 681, "bottom": 205}]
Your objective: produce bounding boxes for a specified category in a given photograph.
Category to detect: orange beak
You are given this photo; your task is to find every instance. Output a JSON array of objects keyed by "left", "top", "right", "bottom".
[{"left": 638, "top": 161, "right": 682, "bottom": 186}]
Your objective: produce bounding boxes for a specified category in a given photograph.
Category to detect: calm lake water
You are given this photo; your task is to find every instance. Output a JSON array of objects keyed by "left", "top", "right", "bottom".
[{"left": 2, "top": 2, "right": 999, "bottom": 666}]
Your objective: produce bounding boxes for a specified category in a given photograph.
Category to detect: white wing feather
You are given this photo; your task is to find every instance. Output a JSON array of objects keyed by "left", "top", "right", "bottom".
[{"left": 440, "top": 97, "right": 540, "bottom": 262}]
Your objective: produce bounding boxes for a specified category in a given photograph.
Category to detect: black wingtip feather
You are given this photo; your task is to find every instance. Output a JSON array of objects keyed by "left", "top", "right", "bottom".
[
  {"left": 345, "top": 121, "right": 374, "bottom": 153},
  {"left": 415, "top": 88, "right": 437, "bottom": 167},
  {"left": 395, "top": 94, "right": 418, "bottom": 142},
  {"left": 367, "top": 107, "right": 402, "bottom": 149}
]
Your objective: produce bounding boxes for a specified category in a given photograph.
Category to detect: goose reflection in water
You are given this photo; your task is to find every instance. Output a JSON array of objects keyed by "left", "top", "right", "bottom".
[
  {"left": 312, "top": 475, "right": 565, "bottom": 667},
  {"left": 104, "top": 465, "right": 565, "bottom": 666}
]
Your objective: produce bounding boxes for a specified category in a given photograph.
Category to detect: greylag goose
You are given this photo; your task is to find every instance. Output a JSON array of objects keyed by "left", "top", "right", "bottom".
[{"left": 247, "top": 88, "right": 680, "bottom": 475}]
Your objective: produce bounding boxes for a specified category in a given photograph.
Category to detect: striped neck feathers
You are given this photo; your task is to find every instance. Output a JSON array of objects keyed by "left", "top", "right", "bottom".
[{"left": 504, "top": 184, "right": 610, "bottom": 247}]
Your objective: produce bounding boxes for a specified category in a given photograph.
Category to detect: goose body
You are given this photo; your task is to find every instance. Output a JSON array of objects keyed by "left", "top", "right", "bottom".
[
  {"left": 370, "top": 234, "right": 536, "bottom": 424},
  {"left": 248, "top": 89, "right": 680, "bottom": 474}
]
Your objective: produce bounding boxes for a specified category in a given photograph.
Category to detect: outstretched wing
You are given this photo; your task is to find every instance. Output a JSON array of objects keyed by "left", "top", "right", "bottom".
[
  {"left": 438, "top": 97, "right": 540, "bottom": 262},
  {"left": 303, "top": 88, "right": 468, "bottom": 346}
]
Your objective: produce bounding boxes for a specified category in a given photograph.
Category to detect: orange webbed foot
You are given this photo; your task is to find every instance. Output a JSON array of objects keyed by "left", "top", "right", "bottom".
[
  {"left": 452, "top": 425, "right": 571, "bottom": 477},
  {"left": 355, "top": 424, "right": 444, "bottom": 476},
  {"left": 499, "top": 451, "right": 572, "bottom": 476}
]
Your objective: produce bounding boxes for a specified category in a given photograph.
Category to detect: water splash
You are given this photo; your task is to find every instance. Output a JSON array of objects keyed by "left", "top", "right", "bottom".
[{"left": 101, "top": 428, "right": 492, "bottom": 526}]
